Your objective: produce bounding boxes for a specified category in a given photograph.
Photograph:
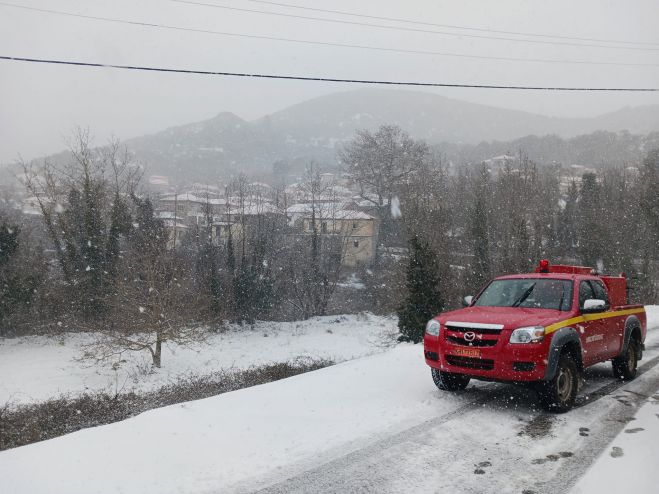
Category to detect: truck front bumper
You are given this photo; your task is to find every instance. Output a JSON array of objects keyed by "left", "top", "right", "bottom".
[{"left": 423, "top": 334, "right": 549, "bottom": 382}]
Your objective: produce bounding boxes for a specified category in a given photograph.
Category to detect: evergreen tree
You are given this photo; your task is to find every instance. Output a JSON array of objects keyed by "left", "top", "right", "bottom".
[
  {"left": 469, "top": 166, "right": 490, "bottom": 289},
  {"left": 130, "top": 197, "right": 166, "bottom": 256},
  {"left": 233, "top": 256, "right": 275, "bottom": 325},
  {"left": 196, "top": 243, "right": 224, "bottom": 317},
  {"left": 0, "top": 222, "right": 40, "bottom": 332},
  {"left": 0, "top": 221, "right": 18, "bottom": 266},
  {"left": 578, "top": 173, "right": 606, "bottom": 269},
  {"left": 397, "top": 236, "right": 444, "bottom": 343},
  {"left": 226, "top": 226, "right": 235, "bottom": 275},
  {"left": 22, "top": 134, "right": 139, "bottom": 320},
  {"left": 558, "top": 181, "right": 579, "bottom": 259},
  {"left": 640, "top": 148, "right": 659, "bottom": 244},
  {"left": 105, "top": 195, "right": 131, "bottom": 277}
]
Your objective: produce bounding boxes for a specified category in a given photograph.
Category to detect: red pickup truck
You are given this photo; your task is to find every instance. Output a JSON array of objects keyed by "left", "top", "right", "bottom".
[{"left": 423, "top": 260, "right": 647, "bottom": 412}]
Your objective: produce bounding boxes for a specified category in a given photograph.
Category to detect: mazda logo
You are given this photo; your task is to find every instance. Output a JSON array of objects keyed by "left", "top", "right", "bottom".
[{"left": 464, "top": 331, "right": 476, "bottom": 342}]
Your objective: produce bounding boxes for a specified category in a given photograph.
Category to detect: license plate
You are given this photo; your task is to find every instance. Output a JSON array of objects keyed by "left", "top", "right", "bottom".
[{"left": 451, "top": 348, "right": 482, "bottom": 358}]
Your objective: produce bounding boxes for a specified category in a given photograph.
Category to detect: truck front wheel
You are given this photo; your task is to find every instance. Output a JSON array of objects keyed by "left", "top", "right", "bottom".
[
  {"left": 431, "top": 368, "right": 470, "bottom": 391},
  {"left": 537, "top": 354, "right": 579, "bottom": 413},
  {"left": 612, "top": 338, "right": 639, "bottom": 380}
]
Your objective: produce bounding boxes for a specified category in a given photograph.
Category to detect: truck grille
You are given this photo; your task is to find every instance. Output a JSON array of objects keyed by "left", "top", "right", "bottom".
[
  {"left": 445, "top": 325, "right": 502, "bottom": 335},
  {"left": 445, "top": 355, "right": 495, "bottom": 371},
  {"left": 444, "top": 324, "right": 502, "bottom": 347},
  {"left": 445, "top": 335, "right": 497, "bottom": 347}
]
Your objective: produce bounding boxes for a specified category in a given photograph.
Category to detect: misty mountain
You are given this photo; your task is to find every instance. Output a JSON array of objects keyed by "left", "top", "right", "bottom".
[{"left": 29, "top": 89, "right": 659, "bottom": 180}]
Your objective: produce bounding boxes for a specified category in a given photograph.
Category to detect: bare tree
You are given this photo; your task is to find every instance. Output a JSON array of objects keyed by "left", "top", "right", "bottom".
[
  {"left": 339, "top": 125, "right": 430, "bottom": 247},
  {"left": 85, "top": 200, "right": 208, "bottom": 368},
  {"left": 284, "top": 165, "right": 348, "bottom": 319}
]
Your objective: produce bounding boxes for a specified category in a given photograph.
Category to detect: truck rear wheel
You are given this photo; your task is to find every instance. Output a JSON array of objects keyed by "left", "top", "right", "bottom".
[
  {"left": 537, "top": 354, "right": 579, "bottom": 413},
  {"left": 431, "top": 368, "right": 470, "bottom": 391},
  {"left": 612, "top": 338, "right": 639, "bottom": 380}
]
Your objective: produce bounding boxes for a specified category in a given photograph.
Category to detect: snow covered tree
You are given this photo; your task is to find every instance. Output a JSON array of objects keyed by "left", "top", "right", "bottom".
[
  {"left": 397, "top": 236, "right": 444, "bottom": 343},
  {"left": 339, "top": 125, "right": 430, "bottom": 248},
  {"left": 21, "top": 131, "right": 138, "bottom": 319}
]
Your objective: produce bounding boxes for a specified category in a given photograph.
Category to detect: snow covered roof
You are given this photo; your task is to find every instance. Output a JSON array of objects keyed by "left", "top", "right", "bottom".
[
  {"left": 148, "top": 175, "right": 169, "bottom": 186},
  {"left": 159, "top": 193, "right": 227, "bottom": 205},
  {"left": 156, "top": 211, "right": 177, "bottom": 219},
  {"left": 286, "top": 202, "right": 357, "bottom": 216},
  {"left": 162, "top": 219, "right": 188, "bottom": 228},
  {"left": 298, "top": 208, "right": 375, "bottom": 220},
  {"left": 226, "top": 202, "right": 283, "bottom": 216},
  {"left": 485, "top": 155, "right": 516, "bottom": 161}
]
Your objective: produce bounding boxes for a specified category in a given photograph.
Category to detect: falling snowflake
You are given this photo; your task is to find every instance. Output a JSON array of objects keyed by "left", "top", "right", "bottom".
[{"left": 390, "top": 196, "right": 402, "bottom": 219}]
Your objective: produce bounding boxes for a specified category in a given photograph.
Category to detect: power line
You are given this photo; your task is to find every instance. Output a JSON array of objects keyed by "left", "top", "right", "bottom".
[
  {"left": 2, "top": 2, "right": 658, "bottom": 69},
  {"left": 2, "top": 55, "right": 658, "bottom": 91},
  {"left": 172, "top": 0, "right": 659, "bottom": 52},
  {"left": 248, "top": 0, "right": 659, "bottom": 48}
]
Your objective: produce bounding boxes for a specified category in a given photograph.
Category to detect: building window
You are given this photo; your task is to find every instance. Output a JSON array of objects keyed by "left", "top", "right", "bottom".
[
  {"left": 353, "top": 240, "right": 359, "bottom": 248},
  {"left": 352, "top": 222, "right": 358, "bottom": 229},
  {"left": 321, "top": 222, "right": 328, "bottom": 234}
]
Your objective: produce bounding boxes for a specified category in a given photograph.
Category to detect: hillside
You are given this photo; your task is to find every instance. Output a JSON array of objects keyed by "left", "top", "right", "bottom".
[{"left": 22, "top": 89, "right": 659, "bottom": 180}]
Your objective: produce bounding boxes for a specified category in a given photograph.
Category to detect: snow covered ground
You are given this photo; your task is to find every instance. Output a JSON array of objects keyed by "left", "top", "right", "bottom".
[
  {"left": 0, "top": 313, "right": 397, "bottom": 405},
  {"left": 570, "top": 305, "right": 659, "bottom": 494},
  {"left": 571, "top": 396, "right": 659, "bottom": 494},
  {"left": 0, "top": 307, "right": 657, "bottom": 493}
]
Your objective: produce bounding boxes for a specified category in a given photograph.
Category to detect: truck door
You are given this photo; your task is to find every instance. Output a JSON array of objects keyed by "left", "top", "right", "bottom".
[
  {"left": 578, "top": 281, "right": 606, "bottom": 363},
  {"left": 590, "top": 279, "right": 622, "bottom": 358}
]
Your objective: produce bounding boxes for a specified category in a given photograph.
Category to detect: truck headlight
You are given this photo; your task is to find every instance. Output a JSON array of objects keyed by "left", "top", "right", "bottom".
[
  {"left": 510, "top": 326, "right": 545, "bottom": 344},
  {"left": 425, "top": 320, "right": 441, "bottom": 336}
]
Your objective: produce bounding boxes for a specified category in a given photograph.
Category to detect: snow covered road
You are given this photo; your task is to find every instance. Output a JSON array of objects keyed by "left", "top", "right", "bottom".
[
  {"left": 0, "top": 307, "right": 657, "bottom": 493},
  {"left": 248, "top": 344, "right": 659, "bottom": 494}
]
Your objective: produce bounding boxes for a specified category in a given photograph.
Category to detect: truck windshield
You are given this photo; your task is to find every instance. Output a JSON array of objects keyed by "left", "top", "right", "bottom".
[{"left": 474, "top": 279, "right": 573, "bottom": 311}]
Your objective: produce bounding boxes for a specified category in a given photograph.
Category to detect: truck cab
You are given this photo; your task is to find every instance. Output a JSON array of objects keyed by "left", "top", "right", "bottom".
[{"left": 423, "top": 260, "right": 647, "bottom": 412}]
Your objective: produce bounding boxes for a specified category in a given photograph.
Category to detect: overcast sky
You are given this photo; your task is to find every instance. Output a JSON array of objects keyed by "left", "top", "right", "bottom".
[{"left": 1, "top": 0, "right": 658, "bottom": 163}]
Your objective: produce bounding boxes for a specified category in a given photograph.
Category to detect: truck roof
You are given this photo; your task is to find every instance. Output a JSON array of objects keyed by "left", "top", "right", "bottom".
[
  {"left": 495, "top": 273, "right": 585, "bottom": 281},
  {"left": 493, "top": 260, "right": 629, "bottom": 306}
]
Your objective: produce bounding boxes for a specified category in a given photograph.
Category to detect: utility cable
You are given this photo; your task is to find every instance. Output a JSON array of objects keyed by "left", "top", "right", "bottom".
[
  {"left": 1, "top": 2, "right": 657, "bottom": 68},
  {"left": 247, "top": 0, "right": 659, "bottom": 47},
  {"left": 1, "top": 55, "right": 657, "bottom": 91},
  {"left": 172, "top": 0, "right": 659, "bottom": 52}
]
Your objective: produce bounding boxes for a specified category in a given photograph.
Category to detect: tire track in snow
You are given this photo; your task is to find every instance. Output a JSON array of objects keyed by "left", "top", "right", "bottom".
[
  {"left": 244, "top": 390, "right": 498, "bottom": 494},
  {"left": 249, "top": 340, "right": 659, "bottom": 494}
]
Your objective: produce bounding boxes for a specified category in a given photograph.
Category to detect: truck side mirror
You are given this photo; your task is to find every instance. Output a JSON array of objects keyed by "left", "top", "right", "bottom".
[
  {"left": 582, "top": 298, "right": 607, "bottom": 313},
  {"left": 462, "top": 295, "right": 473, "bottom": 307}
]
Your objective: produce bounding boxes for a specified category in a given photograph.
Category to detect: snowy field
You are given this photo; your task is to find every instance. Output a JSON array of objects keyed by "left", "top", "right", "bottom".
[
  {"left": 0, "top": 307, "right": 657, "bottom": 493},
  {"left": 0, "top": 313, "right": 397, "bottom": 405}
]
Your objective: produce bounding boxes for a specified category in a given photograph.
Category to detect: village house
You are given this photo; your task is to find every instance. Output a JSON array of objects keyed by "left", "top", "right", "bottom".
[
  {"left": 157, "top": 193, "right": 228, "bottom": 225},
  {"left": 297, "top": 207, "right": 380, "bottom": 267}
]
